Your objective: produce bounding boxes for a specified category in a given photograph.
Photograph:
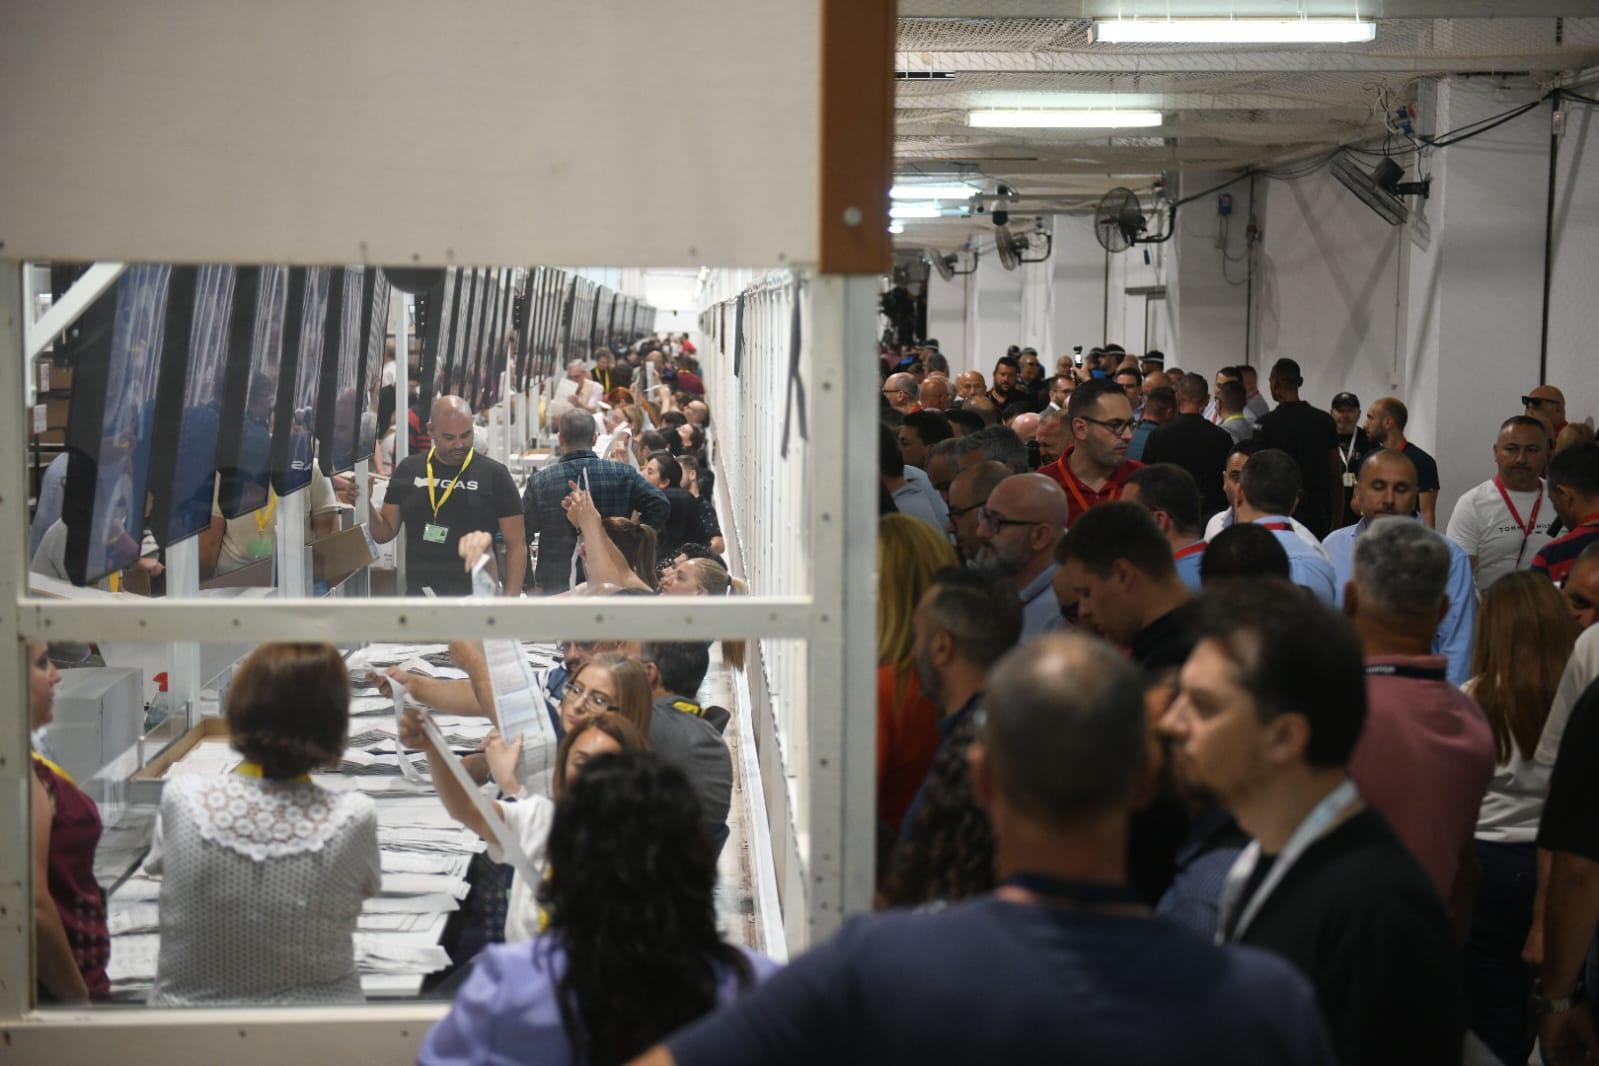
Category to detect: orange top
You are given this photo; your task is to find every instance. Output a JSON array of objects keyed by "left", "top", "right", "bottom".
[{"left": 877, "top": 663, "right": 942, "bottom": 830}]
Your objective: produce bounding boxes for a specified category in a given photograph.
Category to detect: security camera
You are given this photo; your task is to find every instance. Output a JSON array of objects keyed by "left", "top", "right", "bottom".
[{"left": 993, "top": 209, "right": 1009, "bottom": 226}]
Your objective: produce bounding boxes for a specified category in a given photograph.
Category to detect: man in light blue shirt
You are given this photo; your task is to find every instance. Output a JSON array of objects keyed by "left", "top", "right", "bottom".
[
  {"left": 1123, "top": 463, "right": 1208, "bottom": 593},
  {"left": 1233, "top": 448, "right": 1337, "bottom": 604},
  {"left": 1323, "top": 449, "right": 1476, "bottom": 685},
  {"left": 974, "top": 473, "right": 1070, "bottom": 641}
]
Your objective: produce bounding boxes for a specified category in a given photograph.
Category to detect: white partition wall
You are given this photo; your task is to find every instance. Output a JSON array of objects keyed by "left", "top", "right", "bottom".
[{"left": 0, "top": 0, "right": 895, "bottom": 1058}]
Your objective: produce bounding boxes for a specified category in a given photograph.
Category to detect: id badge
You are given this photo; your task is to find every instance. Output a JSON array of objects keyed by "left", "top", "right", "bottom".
[
  {"left": 246, "top": 537, "right": 274, "bottom": 559},
  {"left": 1342, "top": 472, "right": 1357, "bottom": 489},
  {"left": 422, "top": 523, "right": 450, "bottom": 545}
]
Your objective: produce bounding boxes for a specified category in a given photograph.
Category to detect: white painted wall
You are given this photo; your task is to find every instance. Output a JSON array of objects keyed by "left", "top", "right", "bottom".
[
  {"left": 975, "top": 251, "right": 1024, "bottom": 372},
  {"left": 1170, "top": 172, "right": 1254, "bottom": 380},
  {"left": 1548, "top": 93, "right": 1599, "bottom": 427},
  {"left": 640, "top": 267, "right": 702, "bottom": 333},
  {"left": 1252, "top": 165, "right": 1403, "bottom": 411},
  {"left": 924, "top": 267, "right": 969, "bottom": 373}
]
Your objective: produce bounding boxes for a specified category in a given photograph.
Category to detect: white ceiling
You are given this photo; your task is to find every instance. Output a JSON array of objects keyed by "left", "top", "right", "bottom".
[{"left": 892, "top": 11, "right": 1599, "bottom": 252}]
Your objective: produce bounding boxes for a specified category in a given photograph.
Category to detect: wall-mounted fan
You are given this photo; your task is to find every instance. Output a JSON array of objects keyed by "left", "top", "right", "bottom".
[
  {"left": 993, "top": 224, "right": 1053, "bottom": 272},
  {"left": 1094, "top": 187, "right": 1148, "bottom": 253},
  {"left": 926, "top": 248, "right": 979, "bottom": 282}
]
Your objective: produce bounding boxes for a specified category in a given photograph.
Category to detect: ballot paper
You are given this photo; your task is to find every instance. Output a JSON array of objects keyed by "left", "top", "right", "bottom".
[
  {"left": 387, "top": 675, "right": 427, "bottom": 784},
  {"left": 473, "top": 557, "right": 558, "bottom": 791},
  {"left": 415, "top": 711, "right": 541, "bottom": 892}
]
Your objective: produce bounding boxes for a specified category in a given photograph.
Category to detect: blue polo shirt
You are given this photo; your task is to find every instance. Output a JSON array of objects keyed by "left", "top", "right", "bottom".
[{"left": 1252, "top": 515, "right": 1337, "bottom": 604}]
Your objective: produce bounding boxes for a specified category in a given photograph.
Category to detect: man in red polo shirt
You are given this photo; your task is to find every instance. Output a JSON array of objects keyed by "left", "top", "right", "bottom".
[
  {"left": 1038, "top": 378, "right": 1144, "bottom": 527},
  {"left": 1533, "top": 442, "right": 1599, "bottom": 586}
]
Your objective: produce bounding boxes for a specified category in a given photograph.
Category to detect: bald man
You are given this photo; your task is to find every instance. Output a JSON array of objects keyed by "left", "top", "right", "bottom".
[
  {"left": 976, "top": 474, "right": 1071, "bottom": 640},
  {"left": 955, "top": 371, "right": 987, "bottom": 404},
  {"left": 1525, "top": 384, "right": 1568, "bottom": 440},
  {"left": 919, "top": 376, "right": 953, "bottom": 412},
  {"left": 371, "top": 395, "right": 525, "bottom": 596},
  {"left": 883, "top": 373, "right": 921, "bottom": 416},
  {"left": 1009, "top": 411, "right": 1041, "bottom": 445}
]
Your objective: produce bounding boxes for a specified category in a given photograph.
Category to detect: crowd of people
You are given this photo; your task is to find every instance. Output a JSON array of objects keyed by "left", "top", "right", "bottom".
[{"left": 29, "top": 328, "right": 1599, "bottom": 1064}]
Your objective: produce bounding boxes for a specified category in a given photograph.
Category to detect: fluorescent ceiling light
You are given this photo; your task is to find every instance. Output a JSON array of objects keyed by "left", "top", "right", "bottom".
[
  {"left": 1091, "top": 18, "right": 1375, "bottom": 44},
  {"left": 889, "top": 203, "right": 943, "bottom": 220},
  {"left": 968, "top": 109, "right": 1162, "bottom": 129},
  {"left": 890, "top": 183, "right": 981, "bottom": 200},
  {"left": 887, "top": 223, "right": 905, "bottom": 235}
]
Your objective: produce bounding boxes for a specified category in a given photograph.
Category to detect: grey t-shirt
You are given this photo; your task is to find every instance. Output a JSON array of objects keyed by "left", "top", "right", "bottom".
[{"left": 650, "top": 694, "right": 733, "bottom": 856}]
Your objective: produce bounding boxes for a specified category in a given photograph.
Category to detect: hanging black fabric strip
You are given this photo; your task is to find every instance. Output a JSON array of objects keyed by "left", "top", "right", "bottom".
[
  {"left": 733, "top": 292, "right": 746, "bottom": 379},
  {"left": 781, "top": 278, "right": 808, "bottom": 457}
]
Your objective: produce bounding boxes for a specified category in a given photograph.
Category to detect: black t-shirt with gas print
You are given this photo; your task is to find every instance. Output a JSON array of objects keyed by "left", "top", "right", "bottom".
[{"left": 386, "top": 450, "right": 520, "bottom": 595}]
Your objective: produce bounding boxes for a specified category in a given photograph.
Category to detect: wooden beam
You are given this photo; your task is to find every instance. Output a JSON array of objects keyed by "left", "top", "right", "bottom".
[{"left": 819, "top": 0, "right": 896, "bottom": 274}]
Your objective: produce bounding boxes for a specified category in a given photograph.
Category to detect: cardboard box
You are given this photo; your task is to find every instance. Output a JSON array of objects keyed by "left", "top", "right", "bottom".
[{"left": 313, "top": 523, "right": 378, "bottom": 586}]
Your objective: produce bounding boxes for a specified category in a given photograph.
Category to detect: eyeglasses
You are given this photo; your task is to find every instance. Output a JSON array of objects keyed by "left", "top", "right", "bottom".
[
  {"left": 947, "top": 500, "right": 984, "bottom": 519},
  {"left": 561, "top": 678, "right": 615, "bottom": 713},
  {"left": 979, "top": 507, "right": 1041, "bottom": 532},
  {"left": 1522, "top": 396, "right": 1556, "bottom": 408},
  {"left": 1077, "top": 415, "right": 1137, "bottom": 437}
]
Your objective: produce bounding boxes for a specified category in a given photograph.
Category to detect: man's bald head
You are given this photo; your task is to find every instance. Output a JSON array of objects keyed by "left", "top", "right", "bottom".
[
  {"left": 885, "top": 373, "right": 918, "bottom": 412},
  {"left": 1009, "top": 412, "right": 1041, "bottom": 443},
  {"left": 955, "top": 371, "right": 987, "bottom": 401},
  {"left": 1353, "top": 447, "right": 1419, "bottom": 520},
  {"left": 920, "top": 376, "right": 952, "bottom": 411},
  {"left": 1527, "top": 384, "right": 1567, "bottom": 435},
  {"left": 987, "top": 474, "right": 1069, "bottom": 534},
  {"left": 1141, "top": 370, "right": 1170, "bottom": 396},
  {"left": 429, "top": 395, "right": 476, "bottom": 462}
]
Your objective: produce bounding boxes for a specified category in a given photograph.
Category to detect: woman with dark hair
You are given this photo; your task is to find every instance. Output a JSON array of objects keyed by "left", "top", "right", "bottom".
[
  {"left": 421, "top": 753, "right": 776, "bottom": 1064},
  {"left": 149, "top": 643, "right": 380, "bottom": 1004},
  {"left": 29, "top": 640, "right": 110, "bottom": 1002},
  {"left": 410, "top": 710, "right": 650, "bottom": 944}
]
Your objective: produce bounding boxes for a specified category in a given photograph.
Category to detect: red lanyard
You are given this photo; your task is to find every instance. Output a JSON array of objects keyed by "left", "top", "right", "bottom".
[
  {"left": 1493, "top": 476, "right": 1544, "bottom": 567},
  {"left": 1174, "top": 541, "right": 1207, "bottom": 560},
  {"left": 1057, "top": 454, "right": 1118, "bottom": 518},
  {"left": 1260, "top": 521, "right": 1292, "bottom": 531}
]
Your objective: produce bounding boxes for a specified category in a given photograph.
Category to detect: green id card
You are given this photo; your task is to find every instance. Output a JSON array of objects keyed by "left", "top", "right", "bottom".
[
  {"left": 246, "top": 537, "right": 274, "bottom": 560},
  {"left": 422, "top": 523, "right": 450, "bottom": 544}
]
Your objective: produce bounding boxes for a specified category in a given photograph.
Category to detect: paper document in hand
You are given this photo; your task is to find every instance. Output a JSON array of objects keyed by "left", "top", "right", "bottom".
[
  {"left": 472, "top": 560, "right": 558, "bottom": 789},
  {"left": 386, "top": 676, "right": 428, "bottom": 784},
  {"left": 416, "top": 712, "right": 542, "bottom": 893}
]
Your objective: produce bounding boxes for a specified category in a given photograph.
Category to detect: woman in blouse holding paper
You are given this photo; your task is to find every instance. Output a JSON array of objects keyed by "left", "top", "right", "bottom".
[
  {"left": 401, "top": 711, "right": 647, "bottom": 943},
  {"left": 148, "top": 643, "right": 381, "bottom": 1005}
]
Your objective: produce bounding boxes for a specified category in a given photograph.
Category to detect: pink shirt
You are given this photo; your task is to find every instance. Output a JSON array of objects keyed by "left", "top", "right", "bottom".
[{"left": 1349, "top": 655, "right": 1496, "bottom": 901}]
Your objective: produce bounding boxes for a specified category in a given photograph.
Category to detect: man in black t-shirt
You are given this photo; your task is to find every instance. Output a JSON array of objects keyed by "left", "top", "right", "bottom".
[
  {"left": 648, "top": 633, "right": 1335, "bottom": 1066},
  {"left": 1253, "top": 359, "right": 1341, "bottom": 538},
  {"left": 643, "top": 450, "right": 707, "bottom": 564},
  {"left": 370, "top": 395, "right": 524, "bottom": 596},
  {"left": 1329, "top": 392, "right": 1370, "bottom": 528},
  {"left": 1363, "top": 395, "right": 1441, "bottom": 528},
  {"left": 1160, "top": 581, "right": 1465, "bottom": 1066}
]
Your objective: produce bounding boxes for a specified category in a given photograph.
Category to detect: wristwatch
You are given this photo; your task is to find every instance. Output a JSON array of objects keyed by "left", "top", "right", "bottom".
[{"left": 1534, "top": 979, "right": 1585, "bottom": 1015}]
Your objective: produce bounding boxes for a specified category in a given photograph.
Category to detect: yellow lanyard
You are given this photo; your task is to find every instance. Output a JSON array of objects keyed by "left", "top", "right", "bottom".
[
  {"left": 426, "top": 447, "right": 474, "bottom": 519},
  {"left": 253, "top": 491, "right": 278, "bottom": 536},
  {"left": 108, "top": 572, "right": 123, "bottom": 593},
  {"left": 234, "top": 761, "right": 312, "bottom": 784},
  {"left": 672, "top": 698, "right": 704, "bottom": 718},
  {"left": 32, "top": 750, "right": 76, "bottom": 787}
]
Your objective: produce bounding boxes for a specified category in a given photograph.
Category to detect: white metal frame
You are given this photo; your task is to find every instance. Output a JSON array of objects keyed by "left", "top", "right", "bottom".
[{"left": 0, "top": 263, "right": 877, "bottom": 1059}]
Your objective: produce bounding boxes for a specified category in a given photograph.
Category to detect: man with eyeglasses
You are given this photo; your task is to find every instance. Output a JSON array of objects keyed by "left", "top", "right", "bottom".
[
  {"left": 1038, "top": 379, "right": 1146, "bottom": 528},
  {"left": 883, "top": 372, "right": 921, "bottom": 417},
  {"left": 1524, "top": 384, "right": 1569, "bottom": 441},
  {"left": 973, "top": 474, "right": 1071, "bottom": 641},
  {"left": 947, "top": 461, "right": 1013, "bottom": 564},
  {"left": 640, "top": 640, "right": 732, "bottom": 856}
]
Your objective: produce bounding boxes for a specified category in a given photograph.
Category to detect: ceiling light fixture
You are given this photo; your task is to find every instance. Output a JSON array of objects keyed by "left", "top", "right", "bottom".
[
  {"left": 1090, "top": 18, "right": 1375, "bottom": 44},
  {"left": 890, "top": 183, "right": 982, "bottom": 200},
  {"left": 888, "top": 223, "right": 905, "bottom": 235},
  {"left": 889, "top": 203, "right": 944, "bottom": 220},
  {"left": 967, "top": 109, "right": 1163, "bottom": 129}
]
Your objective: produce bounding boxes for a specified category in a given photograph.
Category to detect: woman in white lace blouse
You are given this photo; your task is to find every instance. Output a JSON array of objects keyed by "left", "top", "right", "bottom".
[{"left": 148, "top": 643, "right": 380, "bottom": 1005}]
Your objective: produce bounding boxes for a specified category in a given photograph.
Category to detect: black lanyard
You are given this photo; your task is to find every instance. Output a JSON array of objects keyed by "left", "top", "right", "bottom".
[{"left": 1364, "top": 662, "right": 1447, "bottom": 682}]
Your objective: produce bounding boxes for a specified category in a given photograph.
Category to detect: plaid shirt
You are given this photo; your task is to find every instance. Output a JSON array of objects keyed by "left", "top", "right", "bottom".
[{"left": 522, "top": 450, "right": 670, "bottom": 592}]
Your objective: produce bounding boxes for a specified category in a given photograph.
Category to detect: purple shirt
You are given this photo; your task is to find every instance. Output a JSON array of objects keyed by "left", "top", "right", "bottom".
[
  {"left": 1349, "top": 655, "right": 1495, "bottom": 900},
  {"left": 420, "top": 940, "right": 778, "bottom": 1065}
]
